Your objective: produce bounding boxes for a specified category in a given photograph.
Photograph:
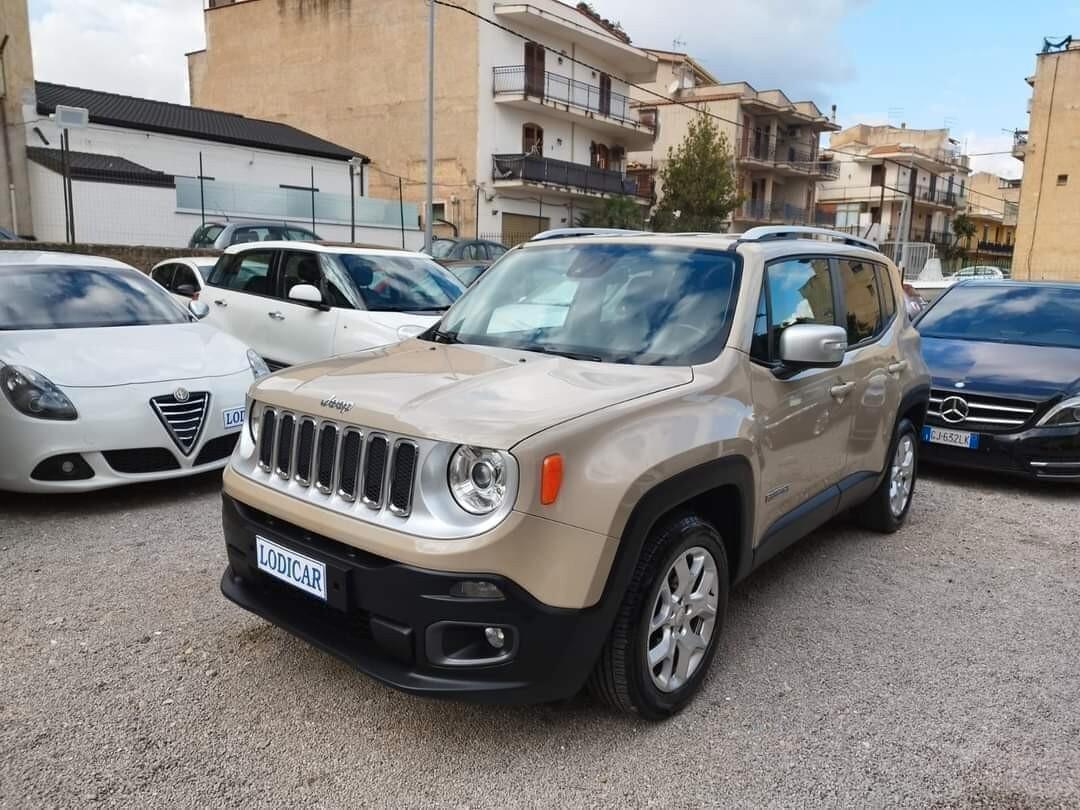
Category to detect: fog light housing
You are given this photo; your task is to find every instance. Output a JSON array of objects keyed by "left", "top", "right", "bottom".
[
  {"left": 484, "top": 626, "right": 505, "bottom": 649},
  {"left": 449, "top": 580, "right": 504, "bottom": 600},
  {"left": 425, "top": 622, "right": 517, "bottom": 667}
]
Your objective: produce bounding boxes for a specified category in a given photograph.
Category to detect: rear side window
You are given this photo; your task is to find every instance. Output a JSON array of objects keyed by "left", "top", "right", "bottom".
[
  {"left": 286, "top": 228, "right": 318, "bottom": 242},
  {"left": 150, "top": 264, "right": 175, "bottom": 289},
  {"left": 231, "top": 226, "right": 286, "bottom": 245},
  {"left": 876, "top": 263, "right": 896, "bottom": 320},
  {"left": 208, "top": 250, "right": 275, "bottom": 294},
  {"left": 838, "top": 258, "right": 882, "bottom": 345},
  {"left": 191, "top": 225, "right": 224, "bottom": 247},
  {"left": 751, "top": 257, "right": 835, "bottom": 362}
]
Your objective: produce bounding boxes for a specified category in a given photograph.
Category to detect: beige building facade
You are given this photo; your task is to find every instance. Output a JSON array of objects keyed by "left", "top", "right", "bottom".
[
  {"left": 190, "top": 0, "right": 657, "bottom": 244},
  {"left": 817, "top": 124, "right": 970, "bottom": 248},
  {"left": 1012, "top": 39, "right": 1080, "bottom": 280},
  {"left": 960, "top": 171, "right": 1019, "bottom": 267},
  {"left": 628, "top": 50, "right": 839, "bottom": 230},
  {"left": 0, "top": 0, "right": 35, "bottom": 237}
]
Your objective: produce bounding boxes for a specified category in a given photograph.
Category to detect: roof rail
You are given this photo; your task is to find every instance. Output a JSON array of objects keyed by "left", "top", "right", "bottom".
[
  {"left": 736, "top": 226, "right": 879, "bottom": 251},
  {"left": 528, "top": 227, "right": 645, "bottom": 242}
]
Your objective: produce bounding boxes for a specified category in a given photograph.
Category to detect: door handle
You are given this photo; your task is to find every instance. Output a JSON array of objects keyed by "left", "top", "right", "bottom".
[
  {"left": 830, "top": 381, "right": 856, "bottom": 400},
  {"left": 268, "top": 311, "right": 286, "bottom": 321},
  {"left": 213, "top": 299, "right": 228, "bottom": 307},
  {"left": 888, "top": 360, "right": 909, "bottom": 375}
]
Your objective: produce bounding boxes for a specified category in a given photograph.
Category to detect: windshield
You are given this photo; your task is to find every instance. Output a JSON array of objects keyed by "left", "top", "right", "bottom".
[
  {"left": 431, "top": 243, "right": 740, "bottom": 365},
  {"left": 430, "top": 240, "right": 456, "bottom": 259},
  {"left": 335, "top": 254, "right": 465, "bottom": 312},
  {"left": 0, "top": 266, "right": 190, "bottom": 330},
  {"left": 917, "top": 284, "right": 1080, "bottom": 349}
]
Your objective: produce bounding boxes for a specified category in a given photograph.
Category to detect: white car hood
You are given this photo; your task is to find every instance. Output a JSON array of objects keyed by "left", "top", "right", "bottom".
[{"left": 0, "top": 323, "right": 251, "bottom": 387}]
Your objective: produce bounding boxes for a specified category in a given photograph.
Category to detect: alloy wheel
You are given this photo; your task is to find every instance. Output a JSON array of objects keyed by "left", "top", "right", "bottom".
[
  {"left": 645, "top": 546, "right": 719, "bottom": 693},
  {"left": 889, "top": 434, "right": 916, "bottom": 517}
]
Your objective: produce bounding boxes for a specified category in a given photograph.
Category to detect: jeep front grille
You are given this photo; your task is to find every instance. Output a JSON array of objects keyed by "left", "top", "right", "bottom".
[
  {"left": 257, "top": 408, "right": 419, "bottom": 518},
  {"left": 927, "top": 390, "right": 1038, "bottom": 433}
]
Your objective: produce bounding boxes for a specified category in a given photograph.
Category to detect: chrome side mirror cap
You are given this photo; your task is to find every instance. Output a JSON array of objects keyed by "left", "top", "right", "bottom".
[
  {"left": 778, "top": 324, "right": 847, "bottom": 371},
  {"left": 188, "top": 300, "right": 210, "bottom": 320}
]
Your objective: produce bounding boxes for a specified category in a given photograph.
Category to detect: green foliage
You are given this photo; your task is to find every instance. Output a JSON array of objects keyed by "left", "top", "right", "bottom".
[
  {"left": 577, "top": 196, "right": 643, "bottom": 229},
  {"left": 942, "top": 213, "right": 977, "bottom": 261},
  {"left": 651, "top": 111, "right": 741, "bottom": 233}
]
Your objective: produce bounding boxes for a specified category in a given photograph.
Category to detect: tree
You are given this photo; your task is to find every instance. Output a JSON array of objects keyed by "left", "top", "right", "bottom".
[
  {"left": 942, "top": 212, "right": 977, "bottom": 262},
  {"left": 577, "top": 196, "right": 643, "bottom": 229},
  {"left": 651, "top": 111, "right": 741, "bottom": 233}
]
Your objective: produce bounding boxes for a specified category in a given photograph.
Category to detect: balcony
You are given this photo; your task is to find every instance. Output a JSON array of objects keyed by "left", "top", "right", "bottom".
[
  {"left": 975, "top": 240, "right": 1014, "bottom": 255},
  {"left": 738, "top": 137, "right": 838, "bottom": 179},
  {"left": 492, "top": 66, "right": 656, "bottom": 149},
  {"left": 733, "top": 199, "right": 809, "bottom": 225},
  {"left": 492, "top": 153, "right": 643, "bottom": 200},
  {"left": 914, "top": 187, "right": 966, "bottom": 208},
  {"left": 1012, "top": 130, "right": 1029, "bottom": 162}
]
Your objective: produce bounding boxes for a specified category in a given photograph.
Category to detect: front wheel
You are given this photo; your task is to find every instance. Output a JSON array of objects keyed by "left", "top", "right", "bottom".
[
  {"left": 855, "top": 417, "right": 918, "bottom": 533},
  {"left": 588, "top": 514, "right": 729, "bottom": 719}
]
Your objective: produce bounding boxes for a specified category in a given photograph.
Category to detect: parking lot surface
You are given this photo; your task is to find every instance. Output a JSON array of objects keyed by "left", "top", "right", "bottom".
[{"left": 1, "top": 467, "right": 1077, "bottom": 808}]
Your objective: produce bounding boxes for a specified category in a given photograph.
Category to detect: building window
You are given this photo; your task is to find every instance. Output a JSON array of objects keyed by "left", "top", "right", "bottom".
[
  {"left": 523, "top": 123, "right": 543, "bottom": 156},
  {"left": 598, "top": 73, "right": 612, "bottom": 116},
  {"left": 870, "top": 164, "right": 884, "bottom": 187},
  {"left": 591, "top": 142, "right": 610, "bottom": 170},
  {"left": 1057, "top": 174, "right": 1069, "bottom": 186}
]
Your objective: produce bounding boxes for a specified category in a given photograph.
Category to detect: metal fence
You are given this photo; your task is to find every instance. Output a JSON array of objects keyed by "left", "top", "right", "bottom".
[{"left": 492, "top": 65, "right": 649, "bottom": 131}]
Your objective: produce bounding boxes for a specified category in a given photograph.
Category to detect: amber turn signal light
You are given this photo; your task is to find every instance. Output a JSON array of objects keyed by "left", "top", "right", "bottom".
[{"left": 540, "top": 454, "right": 563, "bottom": 505}]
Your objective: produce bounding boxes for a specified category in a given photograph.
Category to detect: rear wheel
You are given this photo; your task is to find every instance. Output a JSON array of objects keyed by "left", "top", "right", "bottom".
[
  {"left": 855, "top": 417, "right": 918, "bottom": 533},
  {"left": 588, "top": 514, "right": 729, "bottom": 719}
]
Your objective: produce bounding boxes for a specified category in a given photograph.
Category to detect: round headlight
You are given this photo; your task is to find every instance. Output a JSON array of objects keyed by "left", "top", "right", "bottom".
[{"left": 448, "top": 445, "right": 509, "bottom": 515}]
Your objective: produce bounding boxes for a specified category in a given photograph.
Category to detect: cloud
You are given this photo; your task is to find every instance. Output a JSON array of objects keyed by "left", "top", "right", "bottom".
[
  {"left": 28, "top": 0, "right": 204, "bottom": 103},
  {"left": 961, "top": 131, "right": 1023, "bottom": 180},
  {"left": 598, "top": 0, "right": 867, "bottom": 102}
]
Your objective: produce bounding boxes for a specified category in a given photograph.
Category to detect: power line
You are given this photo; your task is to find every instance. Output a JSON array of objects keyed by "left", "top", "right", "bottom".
[{"left": 431, "top": 0, "right": 1019, "bottom": 207}]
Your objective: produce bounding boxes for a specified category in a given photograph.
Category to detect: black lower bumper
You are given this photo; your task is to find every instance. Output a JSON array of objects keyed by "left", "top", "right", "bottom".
[
  {"left": 921, "top": 423, "right": 1080, "bottom": 480},
  {"left": 219, "top": 494, "right": 613, "bottom": 704}
]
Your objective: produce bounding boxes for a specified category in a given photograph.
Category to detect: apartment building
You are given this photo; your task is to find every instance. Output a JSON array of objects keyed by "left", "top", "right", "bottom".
[
  {"left": 959, "top": 172, "right": 1020, "bottom": 266},
  {"left": 190, "top": 0, "right": 658, "bottom": 244},
  {"left": 1012, "top": 37, "right": 1080, "bottom": 280},
  {"left": 628, "top": 50, "right": 839, "bottom": 230},
  {"left": 817, "top": 124, "right": 971, "bottom": 247}
]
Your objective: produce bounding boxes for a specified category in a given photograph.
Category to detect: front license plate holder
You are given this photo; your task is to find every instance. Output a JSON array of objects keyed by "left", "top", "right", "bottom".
[{"left": 922, "top": 425, "right": 979, "bottom": 449}]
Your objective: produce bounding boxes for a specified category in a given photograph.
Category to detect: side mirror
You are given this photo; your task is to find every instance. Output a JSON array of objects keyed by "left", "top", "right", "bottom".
[
  {"left": 777, "top": 324, "right": 846, "bottom": 374},
  {"left": 188, "top": 300, "right": 210, "bottom": 320},
  {"left": 288, "top": 283, "right": 324, "bottom": 306},
  {"left": 175, "top": 284, "right": 196, "bottom": 297}
]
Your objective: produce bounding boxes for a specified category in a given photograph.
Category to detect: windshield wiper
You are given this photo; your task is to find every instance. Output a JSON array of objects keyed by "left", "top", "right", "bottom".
[
  {"left": 525, "top": 345, "right": 604, "bottom": 362},
  {"left": 427, "top": 327, "right": 462, "bottom": 344}
]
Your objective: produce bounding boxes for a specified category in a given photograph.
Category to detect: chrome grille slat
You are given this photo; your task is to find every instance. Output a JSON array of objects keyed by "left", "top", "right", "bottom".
[
  {"left": 254, "top": 407, "right": 418, "bottom": 518},
  {"left": 927, "top": 389, "right": 1038, "bottom": 433},
  {"left": 150, "top": 391, "right": 210, "bottom": 456}
]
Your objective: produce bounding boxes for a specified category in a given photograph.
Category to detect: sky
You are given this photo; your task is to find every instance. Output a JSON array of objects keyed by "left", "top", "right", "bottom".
[{"left": 26, "top": 0, "right": 1080, "bottom": 180}]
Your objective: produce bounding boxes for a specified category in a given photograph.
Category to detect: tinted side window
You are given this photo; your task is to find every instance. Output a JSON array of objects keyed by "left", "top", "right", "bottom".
[
  {"left": 758, "top": 257, "right": 835, "bottom": 361},
  {"left": 876, "top": 263, "right": 896, "bottom": 320},
  {"left": 286, "top": 228, "right": 318, "bottom": 242},
  {"left": 462, "top": 243, "right": 483, "bottom": 260},
  {"left": 838, "top": 259, "right": 883, "bottom": 345},
  {"left": 151, "top": 264, "right": 175, "bottom": 289},
  {"left": 488, "top": 243, "right": 507, "bottom": 259},
  {"left": 231, "top": 226, "right": 286, "bottom": 245},
  {"left": 209, "top": 250, "right": 275, "bottom": 294},
  {"left": 192, "top": 225, "right": 223, "bottom": 247},
  {"left": 172, "top": 265, "right": 198, "bottom": 295}
]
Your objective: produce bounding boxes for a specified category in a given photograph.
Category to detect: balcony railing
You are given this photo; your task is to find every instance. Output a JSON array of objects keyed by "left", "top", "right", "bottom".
[
  {"left": 734, "top": 199, "right": 809, "bottom": 223},
  {"left": 976, "top": 240, "right": 1014, "bottom": 254},
  {"left": 738, "top": 136, "right": 838, "bottom": 177},
  {"left": 915, "top": 187, "right": 966, "bottom": 207},
  {"left": 492, "top": 153, "right": 638, "bottom": 196},
  {"left": 492, "top": 66, "right": 650, "bottom": 131}
]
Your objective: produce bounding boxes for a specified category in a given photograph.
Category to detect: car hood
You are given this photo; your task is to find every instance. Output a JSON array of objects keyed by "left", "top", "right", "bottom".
[
  {"left": 254, "top": 339, "right": 694, "bottom": 448},
  {"left": 921, "top": 336, "right": 1080, "bottom": 399},
  {"left": 0, "top": 323, "right": 251, "bottom": 387}
]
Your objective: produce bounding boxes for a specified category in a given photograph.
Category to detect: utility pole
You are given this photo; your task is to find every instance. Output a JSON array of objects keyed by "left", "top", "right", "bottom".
[{"left": 424, "top": 0, "right": 435, "bottom": 253}]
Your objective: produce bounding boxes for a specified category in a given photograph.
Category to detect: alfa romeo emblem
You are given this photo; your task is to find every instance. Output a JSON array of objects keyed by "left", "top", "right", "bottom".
[
  {"left": 174, "top": 387, "right": 190, "bottom": 403},
  {"left": 940, "top": 396, "right": 969, "bottom": 424}
]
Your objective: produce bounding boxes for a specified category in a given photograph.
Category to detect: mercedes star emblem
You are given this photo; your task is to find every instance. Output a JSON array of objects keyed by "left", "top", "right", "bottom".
[
  {"left": 940, "top": 396, "right": 970, "bottom": 424},
  {"left": 174, "top": 387, "right": 190, "bottom": 403}
]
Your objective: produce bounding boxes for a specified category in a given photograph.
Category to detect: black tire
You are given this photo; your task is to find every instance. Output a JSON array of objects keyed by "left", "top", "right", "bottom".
[
  {"left": 588, "top": 513, "right": 729, "bottom": 719},
  {"left": 855, "top": 417, "right": 919, "bottom": 533}
]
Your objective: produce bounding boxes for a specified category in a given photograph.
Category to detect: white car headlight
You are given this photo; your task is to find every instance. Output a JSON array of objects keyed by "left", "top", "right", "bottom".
[
  {"left": 0, "top": 364, "right": 78, "bottom": 420},
  {"left": 247, "top": 350, "right": 271, "bottom": 380},
  {"left": 448, "top": 445, "right": 510, "bottom": 515},
  {"left": 1038, "top": 396, "right": 1080, "bottom": 428}
]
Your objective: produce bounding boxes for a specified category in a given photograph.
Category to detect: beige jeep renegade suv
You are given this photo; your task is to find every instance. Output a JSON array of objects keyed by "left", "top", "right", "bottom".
[{"left": 219, "top": 226, "right": 930, "bottom": 719}]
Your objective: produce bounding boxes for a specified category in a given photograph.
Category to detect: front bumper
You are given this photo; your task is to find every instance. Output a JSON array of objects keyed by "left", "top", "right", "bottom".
[
  {"left": 0, "top": 371, "right": 251, "bottom": 493},
  {"left": 220, "top": 494, "right": 615, "bottom": 704},
  {"left": 921, "top": 423, "right": 1080, "bottom": 480}
]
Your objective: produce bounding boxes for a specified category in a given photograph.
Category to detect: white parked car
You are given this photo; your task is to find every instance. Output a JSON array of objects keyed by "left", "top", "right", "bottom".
[
  {"left": 0, "top": 252, "right": 268, "bottom": 493},
  {"left": 149, "top": 256, "right": 219, "bottom": 304},
  {"left": 955, "top": 265, "right": 1006, "bottom": 279},
  {"left": 203, "top": 242, "right": 466, "bottom": 368}
]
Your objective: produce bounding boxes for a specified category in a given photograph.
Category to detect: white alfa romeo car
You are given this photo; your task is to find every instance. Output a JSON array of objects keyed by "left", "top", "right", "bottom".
[{"left": 0, "top": 252, "right": 268, "bottom": 493}]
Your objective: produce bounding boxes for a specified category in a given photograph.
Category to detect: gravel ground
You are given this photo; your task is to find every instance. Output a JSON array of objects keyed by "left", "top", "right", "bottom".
[{"left": 1, "top": 465, "right": 1077, "bottom": 809}]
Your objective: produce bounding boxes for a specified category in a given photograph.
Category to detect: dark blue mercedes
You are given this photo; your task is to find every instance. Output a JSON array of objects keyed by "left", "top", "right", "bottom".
[{"left": 914, "top": 280, "right": 1080, "bottom": 481}]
